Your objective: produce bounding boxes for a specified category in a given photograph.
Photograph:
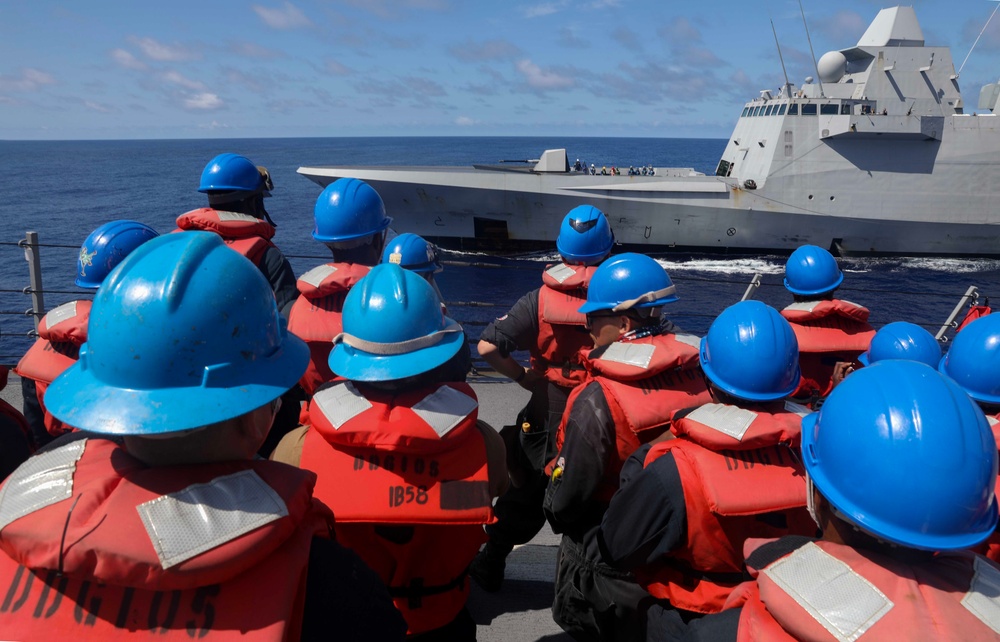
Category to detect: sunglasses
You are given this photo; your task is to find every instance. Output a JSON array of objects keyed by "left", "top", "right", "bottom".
[{"left": 584, "top": 311, "right": 620, "bottom": 329}]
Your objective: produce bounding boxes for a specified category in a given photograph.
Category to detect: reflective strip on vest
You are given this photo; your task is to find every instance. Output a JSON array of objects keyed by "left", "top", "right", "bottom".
[
  {"left": 44, "top": 301, "right": 79, "bottom": 328},
  {"left": 137, "top": 470, "right": 288, "bottom": 570},
  {"left": 300, "top": 264, "right": 338, "bottom": 289},
  {"left": 0, "top": 439, "right": 87, "bottom": 532},
  {"left": 674, "top": 333, "right": 702, "bottom": 350},
  {"left": 412, "top": 386, "right": 478, "bottom": 438},
  {"left": 600, "top": 342, "right": 655, "bottom": 369},
  {"left": 989, "top": 416, "right": 999, "bottom": 428},
  {"left": 216, "top": 210, "right": 260, "bottom": 223},
  {"left": 313, "top": 382, "right": 372, "bottom": 429},
  {"left": 784, "top": 400, "right": 812, "bottom": 417},
  {"left": 686, "top": 404, "right": 757, "bottom": 442},
  {"left": 545, "top": 263, "right": 577, "bottom": 284},
  {"left": 783, "top": 301, "right": 820, "bottom": 313},
  {"left": 764, "top": 541, "right": 894, "bottom": 642},
  {"left": 962, "top": 555, "right": 1000, "bottom": 634}
]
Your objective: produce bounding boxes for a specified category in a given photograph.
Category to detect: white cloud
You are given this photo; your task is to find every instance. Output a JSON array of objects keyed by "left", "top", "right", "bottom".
[
  {"left": 521, "top": 2, "right": 567, "bottom": 18},
  {"left": 515, "top": 59, "right": 574, "bottom": 90},
  {"left": 199, "top": 120, "right": 232, "bottom": 129},
  {"left": 253, "top": 2, "right": 312, "bottom": 29},
  {"left": 162, "top": 71, "right": 206, "bottom": 91},
  {"left": 184, "top": 93, "right": 224, "bottom": 110},
  {"left": 128, "top": 36, "right": 198, "bottom": 62},
  {"left": 0, "top": 68, "right": 55, "bottom": 92},
  {"left": 325, "top": 59, "right": 353, "bottom": 76},
  {"left": 455, "top": 116, "right": 476, "bottom": 126},
  {"left": 83, "top": 100, "right": 112, "bottom": 113},
  {"left": 111, "top": 49, "right": 147, "bottom": 70}
]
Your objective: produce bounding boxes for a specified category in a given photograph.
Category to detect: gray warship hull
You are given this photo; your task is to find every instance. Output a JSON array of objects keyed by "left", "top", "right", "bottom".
[{"left": 299, "top": 7, "right": 1000, "bottom": 257}]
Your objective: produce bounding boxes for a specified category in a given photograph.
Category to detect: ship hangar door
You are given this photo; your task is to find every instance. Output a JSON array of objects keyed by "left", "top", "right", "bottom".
[{"left": 474, "top": 217, "right": 508, "bottom": 241}]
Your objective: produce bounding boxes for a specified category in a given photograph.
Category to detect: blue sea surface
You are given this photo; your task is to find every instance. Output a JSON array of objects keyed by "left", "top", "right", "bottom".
[{"left": 2, "top": 136, "right": 998, "bottom": 365}]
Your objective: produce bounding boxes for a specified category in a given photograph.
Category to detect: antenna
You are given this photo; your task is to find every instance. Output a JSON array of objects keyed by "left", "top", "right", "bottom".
[
  {"left": 798, "top": 0, "right": 825, "bottom": 98},
  {"left": 958, "top": 1, "right": 1000, "bottom": 76},
  {"left": 771, "top": 18, "right": 792, "bottom": 96}
]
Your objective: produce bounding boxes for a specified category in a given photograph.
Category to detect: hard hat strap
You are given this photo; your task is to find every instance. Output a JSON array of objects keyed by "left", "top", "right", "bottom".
[
  {"left": 611, "top": 285, "right": 676, "bottom": 312},
  {"left": 332, "top": 320, "right": 463, "bottom": 356}
]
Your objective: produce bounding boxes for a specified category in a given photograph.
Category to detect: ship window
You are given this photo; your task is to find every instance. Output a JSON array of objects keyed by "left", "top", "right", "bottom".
[
  {"left": 716, "top": 160, "right": 731, "bottom": 177},
  {"left": 840, "top": 104, "right": 850, "bottom": 115},
  {"left": 801, "top": 104, "right": 817, "bottom": 115},
  {"left": 778, "top": 104, "right": 787, "bottom": 115},
  {"left": 750, "top": 106, "right": 759, "bottom": 117},
  {"left": 820, "top": 104, "right": 838, "bottom": 115},
  {"left": 765, "top": 105, "right": 774, "bottom": 116},
  {"left": 788, "top": 104, "right": 799, "bottom": 115},
  {"left": 742, "top": 107, "right": 749, "bottom": 117}
]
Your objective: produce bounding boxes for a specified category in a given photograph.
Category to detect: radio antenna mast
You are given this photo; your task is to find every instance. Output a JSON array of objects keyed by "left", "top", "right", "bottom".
[
  {"left": 958, "top": 1, "right": 1000, "bottom": 76},
  {"left": 798, "top": 0, "right": 825, "bottom": 97},
  {"left": 771, "top": 18, "right": 792, "bottom": 97}
]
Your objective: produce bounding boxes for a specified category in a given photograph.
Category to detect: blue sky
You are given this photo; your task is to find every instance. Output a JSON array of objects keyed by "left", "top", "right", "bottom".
[{"left": 3, "top": 1, "right": 1000, "bottom": 140}]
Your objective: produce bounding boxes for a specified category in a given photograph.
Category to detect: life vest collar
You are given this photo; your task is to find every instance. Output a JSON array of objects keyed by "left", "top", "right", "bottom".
[{"left": 296, "top": 262, "right": 371, "bottom": 298}]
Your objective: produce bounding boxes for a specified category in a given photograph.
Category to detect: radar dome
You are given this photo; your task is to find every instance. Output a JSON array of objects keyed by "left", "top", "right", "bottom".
[{"left": 818, "top": 51, "right": 847, "bottom": 83}]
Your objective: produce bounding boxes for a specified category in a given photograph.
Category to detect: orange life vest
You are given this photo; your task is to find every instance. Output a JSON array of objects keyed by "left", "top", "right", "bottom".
[
  {"left": 286, "top": 263, "right": 371, "bottom": 396},
  {"left": 731, "top": 538, "right": 1000, "bottom": 641},
  {"left": 555, "top": 332, "right": 711, "bottom": 503},
  {"left": 780, "top": 299, "right": 875, "bottom": 399},
  {"left": 175, "top": 208, "right": 276, "bottom": 267},
  {"left": 636, "top": 402, "right": 815, "bottom": 613},
  {"left": 14, "top": 300, "right": 92, "bottom": 437},
  {"left": 532, "top": 264, "right": 598, "bottom": 387},
  {"left": 300, "top": 381, "right": 494, "bottom": 634},
  {"left": 0, "top": 438, "right": 330, "bottom": 641}
]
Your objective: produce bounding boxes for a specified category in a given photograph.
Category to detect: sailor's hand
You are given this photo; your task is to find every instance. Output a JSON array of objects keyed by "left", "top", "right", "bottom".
[
  {"left": 516, "top": 367, "right": 544, "bottom": 390},
  {"left": 831, "top": 361, "right": 856, "bottom": 387}
]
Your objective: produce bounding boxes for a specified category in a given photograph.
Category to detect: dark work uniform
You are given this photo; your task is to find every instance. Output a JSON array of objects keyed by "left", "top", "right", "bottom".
[
  {"left": 543, "top": 383, "right": 663, "bottom": 642},
  {"left": 480, "top": 288, "right": 574, "bottom": 550}
]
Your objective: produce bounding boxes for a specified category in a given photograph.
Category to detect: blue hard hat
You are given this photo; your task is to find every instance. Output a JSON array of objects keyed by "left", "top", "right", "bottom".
[
  {"left": 802, "top": 360, "right": 998, "bottom": 551},
  {"left": 859, "top": 321, "right": 940, "bottom": 367},
  {"left": 556, "top": 205, "right": 614, "bottom": 265},
  {"left": 198, "top": 153, "right": 269, "bottom": 194},
  {"left": 75, "top": 220, "right": 159, "bottom": 289},
  {"left": 328, "top": 263, "right": 465, "bottom": 382},
  {"left": 939, "top": 313, "right": 1000, "bottom": 404},
  {"left": 46, "top": 232, "right": 309, "bottom": 436},
  {"left": 783, "top": 244, "right": 844, "bottom": 296},
  {"left": 381, "top": 233, "right": 442, "bottom": 274},
  {"left": 700, "top": 300, "right": 800, "bottom": 401},
  {"left": 578, "top": 253, "right": 677, "bottom": 314},
  {"left": 313, "top": 178, "right": 392, "bottom": 243}
]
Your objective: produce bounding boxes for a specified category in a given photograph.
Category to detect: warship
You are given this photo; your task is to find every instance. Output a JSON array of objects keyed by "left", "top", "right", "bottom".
[{"left": 298, "top": 6, "right": 1000, "bottom": 257}]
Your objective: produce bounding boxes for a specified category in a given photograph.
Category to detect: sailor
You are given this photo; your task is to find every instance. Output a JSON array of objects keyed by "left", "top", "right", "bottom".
[
  {"left": 780, "top": 244, "right": 874, "bottom": 407},
  {"left": 939, "top": 313, "right": 1000, "bottom": 562},
  {"left": 381, "top": 232, "right": 446, "bottom": 305},
  {"left": 288, "top": 177, "right": 393, "bottom": 402},
  {"left": 544, "top": 252, "right": 712, "bottom": 641},
  {"left": 471, "top": 205, "right": 615, "bottom": 592},
  {"left": 176, "top": 152, "right": 298, "bottom": 317},
  {"left": 574, "top": 158, "right": 583, "bottom": 171},
  {"left": 681, "top": 360, "right": 1000, "bottom": 642},
  {"left": 599, "top": 301, "right": 817, "bottom": 634},
  {"left": 272, "top": 263, "right": 507, "bottom": 640},
  {"left": 858, "top": 320, "right": 941, "bottom": 368},
  {"left": 0, "top": 232, "right": 407, "bottom": 641},
  {"left": 15, "top": 220, "right": 158, "bottom": 448},
  {"left": 590, "top": 163, "right": 596, "bottom": 175}
]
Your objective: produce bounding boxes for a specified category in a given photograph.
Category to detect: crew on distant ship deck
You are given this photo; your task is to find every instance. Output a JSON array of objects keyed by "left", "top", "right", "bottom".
[
  {"left": 176, "top": 152, "right": 298, "bottom": 317},
  {"left": 287, "top": 177, "right": 393, "bottom": 404},
  {"left": 682, "top": 360, "right": 1000, "bottom": 641},
  {"left": 780, "top": 244, "right": 875, "bottom": 408},
  {"left": 599, "top": 301, "right": 817, "bottom": 637},
  {"left": 272, "top": 263, "right": 507, "bottom": 640},
  {"left": 939, "top": 313, "right": 1000, "bottom": 563},
  {"left": 0, "top": 231, "right": 406, "bottom": 641},
  {"left": 471, "top": 205, "right": 615, "bottom": 593},
  {"left": 15, "top": 220, "right": 158, "bottom": 448},
  {"left": 543, "top": 252, "right": 711, "bottom": 641}
]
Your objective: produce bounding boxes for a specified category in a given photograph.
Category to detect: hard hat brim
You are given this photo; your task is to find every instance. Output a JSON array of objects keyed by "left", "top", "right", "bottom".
[
  {"left": 328, "top": 325, "right": 465, "bottom": 382},
  {"left": 45, "top": 335, "right": 309, "bottom": 436},
  {"left": 782, "top": 272, "right": 844, "bottom": 296}
]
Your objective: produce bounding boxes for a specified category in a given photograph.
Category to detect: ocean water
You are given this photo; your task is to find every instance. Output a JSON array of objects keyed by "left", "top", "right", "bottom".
[{"left": 2, "top": 136, "right": 998, "bottom": 366}]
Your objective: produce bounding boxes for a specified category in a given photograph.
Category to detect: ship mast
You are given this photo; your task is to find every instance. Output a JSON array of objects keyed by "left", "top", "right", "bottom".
[
  {"left": 771, "top": 18, "right": 793, "bottom": 97},
  {"left": 958, "top": 0, "right": 1000, "bottom": 76},
  {"left": 798, "top": 0, "right": 825, "bottom": 97}
]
